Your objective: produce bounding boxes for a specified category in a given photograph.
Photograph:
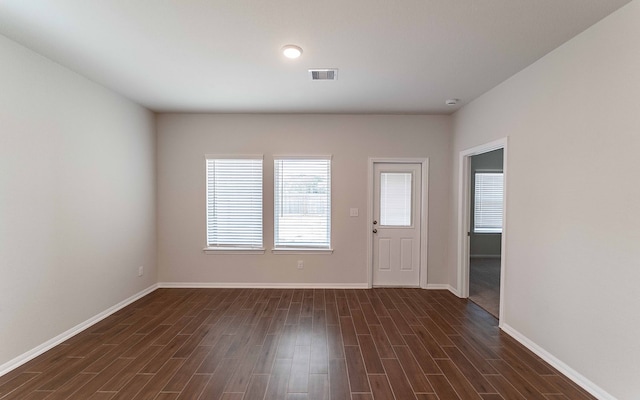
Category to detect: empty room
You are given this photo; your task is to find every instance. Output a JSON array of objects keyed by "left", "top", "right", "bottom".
[{"left": 1, "top": 1, "right": 639, "bottom": 399}]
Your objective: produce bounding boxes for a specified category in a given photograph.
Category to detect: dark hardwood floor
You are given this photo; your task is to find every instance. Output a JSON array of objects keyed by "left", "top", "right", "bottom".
[
  {"left": 469, "top": 258, "right": 501, "bottom": 318},
  {"left": 0, "top": 288, "right": 594, "bottom": 399}
]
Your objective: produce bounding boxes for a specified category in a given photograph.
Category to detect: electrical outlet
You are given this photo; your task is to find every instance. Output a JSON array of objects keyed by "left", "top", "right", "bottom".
[
  {"left": 138, "top": 266, "right": 143, "bottom": 277},
  {"left": 297, "top": 260, "right": 304, "bottom": 269},
  {"left": 350, "top": 208, "right": 359, "bottom": 217}
]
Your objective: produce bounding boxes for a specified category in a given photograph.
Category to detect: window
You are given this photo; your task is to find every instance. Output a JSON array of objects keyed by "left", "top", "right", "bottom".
[
  {"left": 274, "top": 157, "right": 331, "bottom": 250},
  {"left": 380, "top": 172, "right": 412, "bottom": 226},
  {"left": 474, "top": 172, "right": 504, "bottom": 233},
  {"left": 205, "top": 156, "right": 263, "bottom": 251}
]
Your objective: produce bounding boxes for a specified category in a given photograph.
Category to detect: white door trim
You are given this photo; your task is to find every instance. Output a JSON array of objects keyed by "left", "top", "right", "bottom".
[
  {"left": 456, "top": 138, "right": 508, "bottom": 326},
  {"left": 367, "top": 158, "right": 429, "bottom": 289}
]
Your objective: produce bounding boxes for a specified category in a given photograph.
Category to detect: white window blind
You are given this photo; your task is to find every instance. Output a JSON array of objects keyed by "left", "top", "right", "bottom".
[
  {"left": 274, "top": 157, "right": 331, "bottom": 248},
  {"left": 206, "top": 157, "right": 263, "bottom": 248},
  {"left": 474, "top": 172, "right": 504, "bottom": 233},
  {"left": 380, "top": 172, "right": 412, "bottom": 226}
]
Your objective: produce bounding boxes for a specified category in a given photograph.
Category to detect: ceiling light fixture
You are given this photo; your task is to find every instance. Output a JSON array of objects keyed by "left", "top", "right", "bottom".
[{"left": 282, "top": 45, "right": 303, "bottom": 59}]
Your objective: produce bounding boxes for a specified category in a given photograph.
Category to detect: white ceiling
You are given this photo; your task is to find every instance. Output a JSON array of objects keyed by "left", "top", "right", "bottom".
[{"left": 0, "top": 1, "right": 631, "bottom": 114}]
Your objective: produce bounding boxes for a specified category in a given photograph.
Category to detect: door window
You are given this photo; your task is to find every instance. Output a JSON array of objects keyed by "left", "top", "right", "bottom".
[{"left": 380, "top": 172, "right": 412, "bottom": 226}]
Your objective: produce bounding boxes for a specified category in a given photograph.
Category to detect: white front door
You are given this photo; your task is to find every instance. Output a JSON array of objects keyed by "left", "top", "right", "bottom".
[{"left": 372, "top": 163, "right": 421, "bottom": 286}]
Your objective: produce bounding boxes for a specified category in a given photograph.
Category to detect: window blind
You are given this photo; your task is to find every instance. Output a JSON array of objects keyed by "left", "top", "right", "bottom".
[
  {"left": 274, "top": 157, "right": 331, "bottom": 248},
  {"left": 380, "top": 172, "right": 412, "bottom": 226},
  {"left": 206, "top": 157, "right": 263, "bottom": 248},
  {"left": 474, "top": 172, "right": 504, "bottom": 233}
]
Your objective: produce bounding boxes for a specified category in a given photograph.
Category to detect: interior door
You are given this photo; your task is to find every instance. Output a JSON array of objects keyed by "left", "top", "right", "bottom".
[
  {"left": 468, "top": 149, "right": 504, "bottom": 317},
  {"left": 373, "top": 163, "right": 421, "bottom": 286}
]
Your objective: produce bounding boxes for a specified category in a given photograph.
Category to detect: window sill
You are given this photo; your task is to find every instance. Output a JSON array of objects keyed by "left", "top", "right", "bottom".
[
  {"left": 203, "top": 247, "right": 265, "bottom": 255},
  {"left": 271, "top": 248, "right": 334, "bottom": 255}
]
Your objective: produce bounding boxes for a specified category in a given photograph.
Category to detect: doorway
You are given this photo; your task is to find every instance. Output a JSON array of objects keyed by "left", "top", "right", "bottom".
[
  {"left": 468, "top": 149, "right": 504, "bottom": 317},
  {"left": 368, "top": 159, "right": 428, "bottom": 288},
  {"left": 457, "top": 139, "right": 507, "bottom": 323}
]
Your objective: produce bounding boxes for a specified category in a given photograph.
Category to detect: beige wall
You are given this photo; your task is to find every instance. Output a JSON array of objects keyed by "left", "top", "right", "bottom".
[
  {"left": 0, "top": 35, "right": 156, "bottom": 368},
  {"left": 451, "top": 1, "right": 640, "bottom": 398},
  {"left": 157, "top": 114, "right": 451, "bottom": 286}
]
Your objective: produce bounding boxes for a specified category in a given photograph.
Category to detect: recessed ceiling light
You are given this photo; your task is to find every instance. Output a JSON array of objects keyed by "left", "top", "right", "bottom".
[
  {"left": 445, "top": 98, "right": 459, "bottom": 106},
  {"left": 282, "top": 45, "right": 303, "bottom": 59}
]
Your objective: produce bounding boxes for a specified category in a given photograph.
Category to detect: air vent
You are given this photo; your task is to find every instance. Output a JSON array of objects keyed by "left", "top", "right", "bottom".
[{"left": 309, "top": 68, "right": 338, "bottom": 81}]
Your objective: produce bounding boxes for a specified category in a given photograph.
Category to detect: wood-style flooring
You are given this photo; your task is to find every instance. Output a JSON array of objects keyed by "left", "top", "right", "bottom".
[
  {"left": 0, "top": 288, "right": 595, "bottom": 399},
  {"left": 469, "top": 258, "right": 501, "bottom": 318}
]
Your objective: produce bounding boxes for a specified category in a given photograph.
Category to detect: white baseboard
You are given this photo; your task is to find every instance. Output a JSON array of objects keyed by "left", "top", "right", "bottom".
[
  {"left": 160, "top": 282, "right": 462, "bottom": 295},
  {"left": 0, "top": 284, "right": 158, "bottom": 377},
  {"left": 158, "top": 282, "right": 369, "bottom": 289},
  {"left": 447, "top": 285, "right": 461, "bottom": 297},
  {"left": 501, "top": 324, "right": 615, "bottom": 400},
  {"left": 425, "top": 283, "right": 450, "bottom": 290},
  {"left": 425, "top": 283, "right": 461, "bottom": 297}
]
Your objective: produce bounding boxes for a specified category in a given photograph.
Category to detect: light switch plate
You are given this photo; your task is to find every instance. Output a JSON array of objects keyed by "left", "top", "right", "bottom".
[{"left": 350, "top": 208, "right": 359, "bottom": 217}]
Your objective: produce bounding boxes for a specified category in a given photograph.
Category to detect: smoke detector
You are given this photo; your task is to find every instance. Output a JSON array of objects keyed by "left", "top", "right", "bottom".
[
  {"left": 445, "top": 98, "right": 459, "bottom": 106},
  {"left": 309, "top": 69, "right": 338, "bottom": 81}
]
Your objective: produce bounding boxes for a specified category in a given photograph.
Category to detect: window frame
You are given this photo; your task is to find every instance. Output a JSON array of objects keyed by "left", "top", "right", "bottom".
[
  {"left": 272, "top": 155, "right": 333, "bottom": 254},
  {"left": 203, "top": 154, "right": 265, "bottom": 254}
]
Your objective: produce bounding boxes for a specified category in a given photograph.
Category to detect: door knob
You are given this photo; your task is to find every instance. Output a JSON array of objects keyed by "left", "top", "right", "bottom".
[{"left": 373, "top": 229, "right": 377, "bottom": 233}]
